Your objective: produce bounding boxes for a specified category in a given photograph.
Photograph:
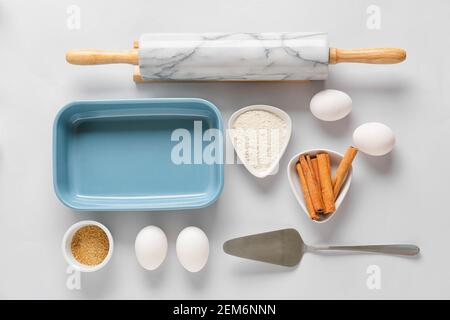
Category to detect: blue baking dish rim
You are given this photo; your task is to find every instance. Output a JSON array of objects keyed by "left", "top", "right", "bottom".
[{"left": 52, "top": 98, "right": 224, "bottom": 211}]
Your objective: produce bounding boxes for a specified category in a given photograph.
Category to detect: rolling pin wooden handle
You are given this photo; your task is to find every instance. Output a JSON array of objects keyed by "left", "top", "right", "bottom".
[
  {"left": 329, "top": 48, "right": 406, "bottom": 64},
  {"left": 66, "top": 49, "right": 139, "bottom": 65}
]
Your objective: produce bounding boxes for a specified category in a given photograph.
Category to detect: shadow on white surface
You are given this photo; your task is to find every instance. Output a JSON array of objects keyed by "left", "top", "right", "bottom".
[
  {"left": 134, "top": 81, "right": 325, "bottom": 112},
  {"left": 228, "top": 259, "right": 298, "bottom": 275},
  {"left": 314, "top": 113, "right": 354, "bottom": 138},
  {"left": 78, "top": 265, "right": 115, "bottom": 299},
  {"left": 360, "top": 151, "right": 395, "bottom": 175}
]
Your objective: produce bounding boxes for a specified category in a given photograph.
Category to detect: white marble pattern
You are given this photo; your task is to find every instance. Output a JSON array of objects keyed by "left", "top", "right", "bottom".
[{"left": 138, "top": 33, "right": 329, "bottom": 81}]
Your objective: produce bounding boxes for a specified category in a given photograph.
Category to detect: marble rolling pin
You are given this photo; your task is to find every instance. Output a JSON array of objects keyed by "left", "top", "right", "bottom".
[{"left": 66, "top": 32, "right": 406, "bottom": 81}]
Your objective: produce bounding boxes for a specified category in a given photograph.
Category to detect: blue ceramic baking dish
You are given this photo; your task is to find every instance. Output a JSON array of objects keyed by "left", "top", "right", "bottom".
[{"left": 53, "top": 98, "right": 224, "bottom": 211}]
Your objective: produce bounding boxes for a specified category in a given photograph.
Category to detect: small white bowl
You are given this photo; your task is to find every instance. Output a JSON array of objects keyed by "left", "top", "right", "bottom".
[
  {"left": 62, "top": 220, "right": 114, "bottom": 272},
  {"left": 228, "top": 105, "right": 292, "bottom": 178},
  {"left": 287, "top": 149, "right": 353, "bottom": 223}
]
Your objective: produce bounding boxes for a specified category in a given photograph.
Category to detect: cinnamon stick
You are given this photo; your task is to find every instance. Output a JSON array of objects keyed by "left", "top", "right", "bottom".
[
  {"left": 307, "top": 155, "right": 323, "bottom": 206},
  {"left": 296, "top": 163, "right": 319, "bottom": 220},
  {"left": 333, "top": 146, "right": 358, "bottom": 199},
  {"left": 299, "top": 155, "right": 324, "bottom": 213},
  {"left": 306, "top": 155, "right": 314, "bottom": 176},
  {"left": 311, "top": 157, "right": 321, "bottom": 191},
  {"left": 317, "top": 153, "right": 335, "bottom": 214}
]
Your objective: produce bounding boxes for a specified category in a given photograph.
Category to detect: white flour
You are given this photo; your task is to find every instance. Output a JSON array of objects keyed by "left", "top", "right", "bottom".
[{"left": 232, "top": 110, "right": 288, "bottom": 173}]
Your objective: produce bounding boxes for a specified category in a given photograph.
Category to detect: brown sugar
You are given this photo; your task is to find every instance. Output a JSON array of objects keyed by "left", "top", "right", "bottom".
[{"left": 71, "top": 225, "right": 109, "bottom": 266}]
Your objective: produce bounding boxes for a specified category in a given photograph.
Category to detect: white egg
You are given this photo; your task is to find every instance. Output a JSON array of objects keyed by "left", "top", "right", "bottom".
[
  {"left": 310, "top": 89, "right": 352, "bottom": 121},
  {"left": 353, "top": 122, "right": 396, "bottom": 156},
  {"left": 135, "top": 226, "right": 168, "bottom": 271},
  {"left": 176, "top": 226, "right": 209, "bottom": 273}
]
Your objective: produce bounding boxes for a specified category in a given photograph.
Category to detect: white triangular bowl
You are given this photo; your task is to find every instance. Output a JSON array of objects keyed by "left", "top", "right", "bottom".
[
  {"left": 228, "top": 105, "right": 292, "bottom": 178},
  {"left": 287, "top": 149, "right": 352, "bottom": 223}
]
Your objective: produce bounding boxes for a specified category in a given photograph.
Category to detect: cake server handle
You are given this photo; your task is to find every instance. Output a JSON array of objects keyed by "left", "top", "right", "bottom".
[{"left": 307, "top": 244, "right": 420, "bottom": 256}]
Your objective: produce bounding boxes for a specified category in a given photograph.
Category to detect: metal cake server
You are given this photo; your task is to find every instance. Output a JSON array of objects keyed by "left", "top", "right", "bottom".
[{"left": 223, "top": 229, "right": 420, "bottom": 267}]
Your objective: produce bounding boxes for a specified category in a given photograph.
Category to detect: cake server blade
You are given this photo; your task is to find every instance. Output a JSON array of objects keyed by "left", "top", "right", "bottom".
[{"left": 223, "top": 228, "right": 303, "bottom": 267}]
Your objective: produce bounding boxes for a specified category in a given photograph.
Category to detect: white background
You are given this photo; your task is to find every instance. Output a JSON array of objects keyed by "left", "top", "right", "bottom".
[{"left": 0, "top": 0, "right": 448, "bottom": 299}]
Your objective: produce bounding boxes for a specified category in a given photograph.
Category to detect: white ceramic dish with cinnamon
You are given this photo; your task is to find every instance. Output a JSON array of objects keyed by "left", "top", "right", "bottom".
[
  {"left": 228, "top": 104, "right": 292, "bottom": 178},
  {"left": 287, "top": 149, "right": 352, "bottom": 223}
]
